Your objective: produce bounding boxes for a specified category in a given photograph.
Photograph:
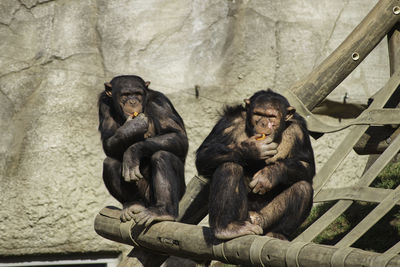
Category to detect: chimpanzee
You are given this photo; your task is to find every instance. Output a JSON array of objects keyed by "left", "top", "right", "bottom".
[
  {"left": 98, "top": 75, "right": 188, "bottom": 226},
  {"left": 196, "top": 89, "right": 315, "bottom": 240}
]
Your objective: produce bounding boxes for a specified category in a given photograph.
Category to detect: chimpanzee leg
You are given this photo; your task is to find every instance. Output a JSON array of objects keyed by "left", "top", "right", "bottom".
[
  {"left": 132, "top": 150, "right": 185, "bottom": 226},
  {"left": 210, "top": 162, "right": 263, "bottom": 240},
  {"left": 103, "top": 157, "right": 142, "bottom": 204},
  {"left": 151, "top": 150, "right": 185, "bottom": 216},
  {"left": 103, "top": 157, "right": 149, "bottom": 222},
  {"left": 251, "top": 180, "right": 313, "bottom": 239}
]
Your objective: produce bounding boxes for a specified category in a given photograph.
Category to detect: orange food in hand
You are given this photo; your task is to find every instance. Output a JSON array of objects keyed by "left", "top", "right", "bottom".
[{"left": 256, "top": 134, "right": 266, "bottom": 141}]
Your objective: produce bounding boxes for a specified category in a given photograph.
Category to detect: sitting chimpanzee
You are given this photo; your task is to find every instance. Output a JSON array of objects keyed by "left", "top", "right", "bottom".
[
  {"left": 98, "top": 75, "right": 188, "bottom": 226},
  {"left": 196, "top": 89, "right": 315, "bottom": 240}
]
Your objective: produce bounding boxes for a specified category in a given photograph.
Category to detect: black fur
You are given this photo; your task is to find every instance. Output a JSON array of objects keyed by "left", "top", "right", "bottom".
[
  {"left": 98, "top": 75, "right": 188, "bottom": 219},
  {"left": 196, "top": 90, "right": 315, "bottom": 240}
]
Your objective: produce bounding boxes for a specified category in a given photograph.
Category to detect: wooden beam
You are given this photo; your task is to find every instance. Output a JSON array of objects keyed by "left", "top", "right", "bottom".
[
  {"left": 335, "top": 185, "right": 400, "bottom": 247},
  {"left": 289, "top": 0, "right": 400, "bottom": 110},
  {"left": 314, "top": 186, "right": 400, "bottom": 205},
  {"left": 312, "top": 69, "right": 400, "bottom": 194},
  {"left": 94, "top": 206, "right": 400, "bottom": 267},
  {"left": 295, "top": 132, "right": 400, "bottom": 242},
  {"left": 354, "top": 22, "right": 400, "bottom": 154}
]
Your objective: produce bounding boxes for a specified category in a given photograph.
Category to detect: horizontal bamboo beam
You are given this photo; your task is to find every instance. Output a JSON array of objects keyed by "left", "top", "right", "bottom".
[
  {"left": 314, "top": 186, "right": 400, "bottom": 205},
  {"left": 94, "top": 206, "right": 400, "bottom": 267},
  {"left": 289, "top": 0, "right": 400, "bottom": 110}
]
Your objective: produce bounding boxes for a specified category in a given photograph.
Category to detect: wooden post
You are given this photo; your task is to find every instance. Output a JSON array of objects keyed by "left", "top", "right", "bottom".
[
  {"left": 94, "top": 206, "right": 400, "bottom": 267},
  {"left": 177, "top": 175, "right": 209, "bottom": 224},
  {"left": 354, "top": 22, "right": 400, "bottom": 154},
  {"left": 289, "top": 0, "right": 400, "bottom": 110}
]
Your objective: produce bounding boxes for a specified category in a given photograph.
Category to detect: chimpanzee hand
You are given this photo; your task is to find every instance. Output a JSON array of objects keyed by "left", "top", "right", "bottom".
[
  {"left": 249, "top": 167, "right": 277, "bottom": 195},
  {"left": 123, "top": 113, "right": 149, "bottom": 135},
  {"left": 241, "top": 134, "right": 278, "bottom": 160},
  {"left": 122, "top": 143, "right": 144, "bottom": 182}
]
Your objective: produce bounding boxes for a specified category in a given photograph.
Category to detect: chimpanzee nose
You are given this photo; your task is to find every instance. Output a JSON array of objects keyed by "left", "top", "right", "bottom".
[{"left": 128, "top": 98, "right": 137, "bottom": 104}]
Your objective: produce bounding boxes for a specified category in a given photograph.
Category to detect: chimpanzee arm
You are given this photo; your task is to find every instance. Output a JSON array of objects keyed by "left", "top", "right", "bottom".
[
  {"left": 195, "top": 115, "right": 246, "bottom": 178},
  {"left": 122, "top": 93, "right": 189, "bottom": 182},
  {"left": 129, "top": 132, "right": 188, "bottom": 159},
  {"left": 196, "top": 113, "right": 277, "bottom": 178},
  {"left": 271, "top": 122, "right": 315, "bottom": 185},
  {"left": 270, "top": 157, "right": 314, "bottom": 185},
  {"left": 130, "top": 94, "right": 189, "bottom": 160},
  {"left": 250, "top": 154, "right": 314, "bottom": 195},
  {"left": 250, "top": 127, "right": 315, "bottom": 194},
  {"left": 98, "top": 95, "right": 148, "bottom": 159}
]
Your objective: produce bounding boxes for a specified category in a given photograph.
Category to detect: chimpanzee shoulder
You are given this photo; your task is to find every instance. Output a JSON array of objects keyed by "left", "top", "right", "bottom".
[
  {"left": 222, "top": 104, "right": 245, "bottom": 120},
  {"left": 213, "top": 104, "right": 246, "bottom": 129},
  {"left": 202, "top": 104, "right": 246, "bottom": 141},
  {"left": 291, "top": 113, "right": 307, "bottom": 127},
  {"left": 144, "top": 89, "right": 186, "bottom": 134}
]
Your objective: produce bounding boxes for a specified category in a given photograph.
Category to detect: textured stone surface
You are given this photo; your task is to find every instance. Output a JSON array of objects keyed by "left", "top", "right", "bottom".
[{"left": 0, "top": 0, "right": 388, "bottom": 260}]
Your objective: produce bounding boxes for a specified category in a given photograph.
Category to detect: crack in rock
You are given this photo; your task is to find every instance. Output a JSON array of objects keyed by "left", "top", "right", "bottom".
[
  {"left": 314, "top": 0, "right": 349, "bottom": 69},
  {"left": 94, "top": 0, "right": 106, "bottom": 77}
]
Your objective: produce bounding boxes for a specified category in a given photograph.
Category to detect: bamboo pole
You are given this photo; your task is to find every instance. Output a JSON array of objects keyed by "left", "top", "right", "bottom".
[
  {"left": 94, "top": 206, "right": 400, "bottom": 267},
  {"left": 289, "top": 0, "right": 400, "bottom": 110}
]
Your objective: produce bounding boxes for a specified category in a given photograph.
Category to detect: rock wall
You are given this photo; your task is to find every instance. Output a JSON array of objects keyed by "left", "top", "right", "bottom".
[{"left": 0, "top": 0, "right": 389, "bottom": 259}]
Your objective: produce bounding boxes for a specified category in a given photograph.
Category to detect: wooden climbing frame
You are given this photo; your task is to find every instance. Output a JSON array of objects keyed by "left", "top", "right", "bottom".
[{"left": 95, "top": 1, "right": 400, "bottom": 266}]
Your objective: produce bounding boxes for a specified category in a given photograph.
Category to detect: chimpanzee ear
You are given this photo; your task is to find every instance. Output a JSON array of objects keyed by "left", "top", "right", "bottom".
[
  {"left": 145, "top": 81, "right": 151, "bottom": 88},
  {"left": 244, "top": 99, "right": 250, "bottom": 108},
  {"left": 285, "top": 106, "right": 296, "bottom": 121},
  {"left": 104, "top": 82, "right": 112, "bottom": 97}
]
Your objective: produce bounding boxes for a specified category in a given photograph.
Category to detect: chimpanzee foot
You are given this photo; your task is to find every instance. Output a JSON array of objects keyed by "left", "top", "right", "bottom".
[
  {"left": 265, "top": 232, "right": 288, "bottom": 240},
  {"left": 249, "top": 211, "right": 264, "bottom": 228},
  {"left": 133, "top": 208, "right": 175, "bottom": 227},
  {"left": 120, "top": 202, "right": 146, "bottom": 222},
  {"left": 214, "top": 221, "right": 263, "bottom": 240}
]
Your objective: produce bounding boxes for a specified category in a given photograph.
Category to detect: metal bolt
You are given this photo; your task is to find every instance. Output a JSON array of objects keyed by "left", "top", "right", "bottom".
[
  {"left": 352, "top": 52, "right": 360, "bottom": 61},
  {"left": 386, "top": 137, "right": 392, "bottom": 144},
  {"left": 393, "top": 6, "right": 400, "bottom": 15}
]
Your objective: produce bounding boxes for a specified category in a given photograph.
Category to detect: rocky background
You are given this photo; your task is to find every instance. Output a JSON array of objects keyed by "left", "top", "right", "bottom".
[{"left": 0, "top": 0, "right": 390, "bottom": 262}]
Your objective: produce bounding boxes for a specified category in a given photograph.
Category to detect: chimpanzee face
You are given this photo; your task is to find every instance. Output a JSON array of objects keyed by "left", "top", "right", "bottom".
[
  {"left": 104, "top": 76, "right": 150, "bottom": 120},
  {"left": 117, "top": 87, "right": 144, "bottom": 118},
  {"left": 251, "top": 102, "right": 283, "bottom": 139},
  {"left": 245, "top": 95, "right": 295, "bottom": 141}
]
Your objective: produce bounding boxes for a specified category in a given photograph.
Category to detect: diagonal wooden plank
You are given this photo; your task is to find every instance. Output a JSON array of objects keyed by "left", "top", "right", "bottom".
[
  {"left": 335, "top": 185, "right": 400, "bottom": 247},
  {"left": 288, "top": 0, "right": 400, "bottom": 111},
  {"left": 385, "top": 241, "right": 400, "bottom": 255},
  {"left": 294, "top": 200, "right": 353, "bottom": 242},
  {"left": 312, "top": 125, "right": 369, "bottom": 193},
  {"left": 294, "top": 131, "right": 400, "bottom": 242},
  {"left": 313, "top": 69, "right": 400, "bottom": 195}
]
